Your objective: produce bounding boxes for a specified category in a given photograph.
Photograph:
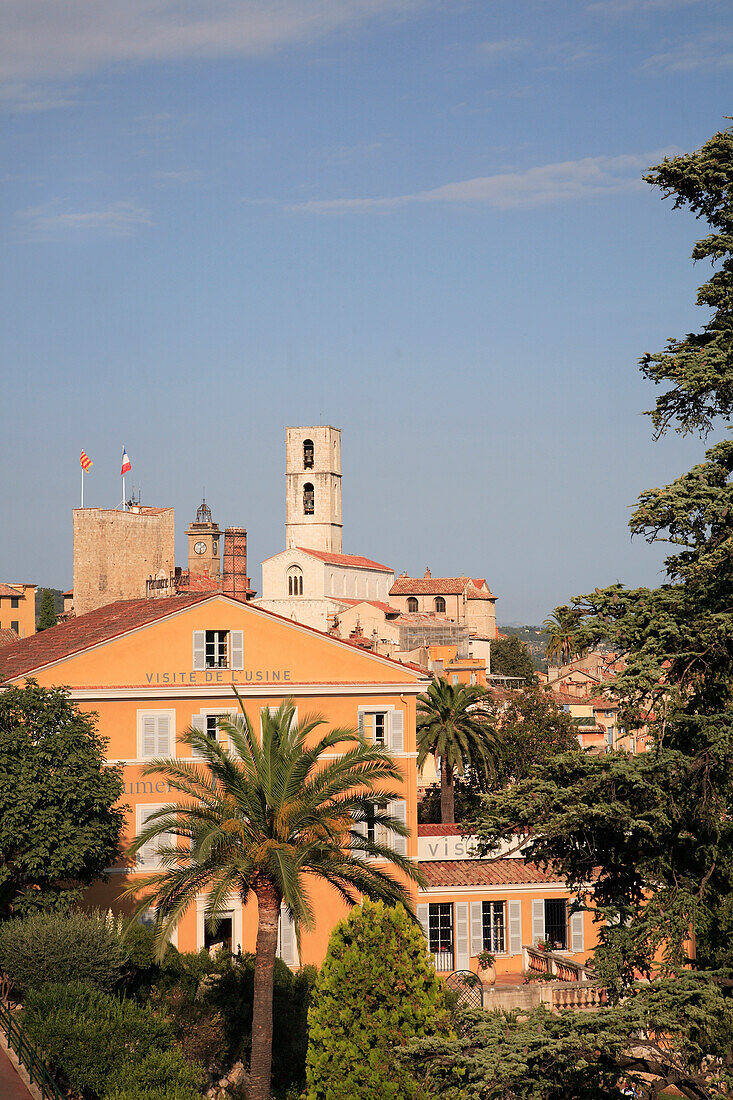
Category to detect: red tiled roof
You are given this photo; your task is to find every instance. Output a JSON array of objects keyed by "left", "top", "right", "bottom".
[
  {"left": 0, "top": 629, "right": 19, "bottom": 648},
  {"left": 417, "top": 824, "right": 465, "bottom": 836},
  {"left": 297, "top": 548, "right": 393, "bottom": 573},
  {"left": 0, "top": 584, "right": 23, "bottom": 598},
  {"left": 0, "top": 594, "right": 209, "bottom": 681},
  {"left": 337, "top": 599, "right": 400, "bottom": 615},
  {"left": 390, "top": 576, "right": 495, "bottom": 599},
  {"left": 421, "top": 859, "right": 566, "bottom": 888}
]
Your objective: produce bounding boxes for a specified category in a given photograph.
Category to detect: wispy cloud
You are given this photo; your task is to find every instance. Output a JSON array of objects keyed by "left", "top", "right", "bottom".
[
  {"left": 476, "top": 38, "right": 529, "bottom": 60},
  {"left": 641, "top": 32, "right": 733, "bottom": 71},
  {"left": 587, "top": 0, "right": 706, "bottom": 14},
  {"left": 153, "top": 169, "right": 204, "bottom": 185},
  {"left": 0, "top": 81, "right": 81, "bottom": 113},
  {"left": 0, "top": 1, "right": 429, "bottom": 83},
  {"left": 18, "top": 200, "right": 152, "bottom": 240},
  {"left": 284, "top": 151, "right": 674, "bottom": 214}
]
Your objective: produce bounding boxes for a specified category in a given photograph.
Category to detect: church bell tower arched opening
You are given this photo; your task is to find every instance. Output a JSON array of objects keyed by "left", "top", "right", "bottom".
[{"left": 285, "top": 426, "right": 342, "bottom": 553}]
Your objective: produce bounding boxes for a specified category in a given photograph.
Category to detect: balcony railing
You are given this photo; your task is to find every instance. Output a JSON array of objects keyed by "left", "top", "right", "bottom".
[
  {"left": 432, "top": 949, "right": 455, "bottom": 972},
  {"left": 523, "top": 945, "right": 598, "bottom": 983}
]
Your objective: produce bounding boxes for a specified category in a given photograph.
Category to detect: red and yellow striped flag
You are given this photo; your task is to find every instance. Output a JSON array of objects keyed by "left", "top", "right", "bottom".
[{"left": 80, "top": 450, "right": 93, "bottom": 471}]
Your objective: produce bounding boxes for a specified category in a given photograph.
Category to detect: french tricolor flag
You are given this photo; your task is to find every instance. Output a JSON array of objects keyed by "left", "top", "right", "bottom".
[{"left": 120, "top": 448, "right": 132, "bottom": 475}]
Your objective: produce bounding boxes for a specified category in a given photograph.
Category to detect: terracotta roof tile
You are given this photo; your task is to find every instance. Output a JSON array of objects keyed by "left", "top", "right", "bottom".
[
  {"left": 297, "top": 548, "right": 393, "bottom": 573},
  {"left": 336, "top": 599, "right": 400, "bottom": 615},
  {"left": 417, "top": 824, "right": 465, "bottom": 836},
  {"left": 0, "top": 629, "right": 20, "bottom": 648},
  {"left": 390, "top": 576, "right": 495, "bottom": 598},
  {"left": 0, "top": 584, "right": 24, "bottom": 598},
  {"left": 421, "top": 859, "right": 566, "bottom": 888}
]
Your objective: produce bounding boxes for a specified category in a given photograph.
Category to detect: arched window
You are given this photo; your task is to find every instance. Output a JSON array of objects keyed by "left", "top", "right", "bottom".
[
  {"left": 435, "top": 596, "right": 446, "bottom": 614},
  {"left": 407, "top": 597, "right": 418, "bottom": 613},
  {"left": 303, "top": 438, "right": 314, "bottom": 470},
  {"left": 287, "top": 566, "right": 304, "bottom": 596},
  {"left": 303, "top": 483, "right": 314, "bottom": 515}
]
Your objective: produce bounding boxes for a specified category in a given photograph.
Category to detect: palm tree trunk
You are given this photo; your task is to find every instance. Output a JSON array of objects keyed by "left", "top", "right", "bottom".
[
  {"left": 250, "top": 878, "right": 281, "bottom": 1100},
  {"left": 441, "top": 765, "right": 455, "bottom": 824}
]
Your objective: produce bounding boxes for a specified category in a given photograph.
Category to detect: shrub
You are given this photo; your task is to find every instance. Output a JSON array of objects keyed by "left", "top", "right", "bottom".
[
  {"left": 207, "top": 954, "right": 317, "bottom": 1094},
  {"left": 156, "top": 985, "right": 228, "bottom": 1070},
  {"left": 106, "top": 1046, "right": 205, "bottom": 1099},
  {"left": 305, "top": 899, "right": 451, "bottom": 1100},
  {"left": 22, "top": 981, "right": 177, "bottom": 1098},
  {"left": 0, "top": 910, "right": 125, "bottom": 994}
]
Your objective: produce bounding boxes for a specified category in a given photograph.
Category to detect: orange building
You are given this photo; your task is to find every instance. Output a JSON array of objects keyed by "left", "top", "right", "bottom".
[
  {"left": 0, "top": 583, "right": 36, "bottom": 639},
  {"left": 0, "top": 595, "right": 599, "bottom": 978}
]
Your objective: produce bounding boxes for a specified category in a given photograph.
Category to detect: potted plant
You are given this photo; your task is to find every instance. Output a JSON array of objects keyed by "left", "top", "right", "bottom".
[{"left": 477, "top": 949, "right": 496, "bottom": 985}]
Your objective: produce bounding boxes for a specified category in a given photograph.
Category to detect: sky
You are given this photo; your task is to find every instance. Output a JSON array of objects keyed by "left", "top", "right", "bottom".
[{"left": 0, "top": 0, "right": 729, "bottom": 623}]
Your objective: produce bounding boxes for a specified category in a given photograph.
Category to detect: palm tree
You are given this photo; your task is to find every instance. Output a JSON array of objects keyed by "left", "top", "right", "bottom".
[
  {"left": 125, "top": 696, "right": 422, "bottom": 1100},
  {"left": 416, "top": 678, "right": 499, "bottom": 824},
  {"left": 542, "top": 608, "right": 585, "bottom": 668}
]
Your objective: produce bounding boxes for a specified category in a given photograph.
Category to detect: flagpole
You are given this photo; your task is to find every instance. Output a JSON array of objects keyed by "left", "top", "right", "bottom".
[
  {"left": 81, "top": 467, "right": 84, "bottom": 508},
  {"left": 122, "top": 473, "right": 126, "bottom": 510}
]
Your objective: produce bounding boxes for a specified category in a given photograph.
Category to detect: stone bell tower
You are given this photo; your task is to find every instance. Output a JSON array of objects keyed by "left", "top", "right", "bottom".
[
  {"left": 285, "top": 426, "right": 342, "bottom": 553},
  {"left": 186, "top": 498, "right": 221, "bottom": 580}
]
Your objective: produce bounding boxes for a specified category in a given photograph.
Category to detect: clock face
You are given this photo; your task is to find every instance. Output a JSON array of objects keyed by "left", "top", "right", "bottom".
[{"left": 194, "top": 541, "right": 207, "bottom": 555}]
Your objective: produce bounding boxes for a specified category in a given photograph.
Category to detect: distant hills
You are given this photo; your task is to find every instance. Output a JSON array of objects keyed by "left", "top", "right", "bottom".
[{"left": 497, "top": 624, "right": 549, "bottom": 670}]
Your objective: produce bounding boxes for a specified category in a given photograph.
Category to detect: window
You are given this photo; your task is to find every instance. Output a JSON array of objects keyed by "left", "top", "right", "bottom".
[
  {"left": 407, "top": 597, "right": 418, "bottom": 613},
  {"left": 303, "top": 438, "right": 314, "bottom": 470},
  {"left": 192, "top": 630, "right": 244, "bottom": 671},
  {"left": 303, "top": 482, "right": 314, "bottom": 515},
  {"left": 452, "top": 674, "right": 459, "bottom": 685},
  {"left": 135, "top": 804, "right": 173, "bottom": 869},
  {"left": 10, "top": 597, "right": 19, "bottom": 609},
  {"left": 428, "top": 903, "right": 454, "bottom": 971},
  {"left": 365, "top": 800, "right": 387, "bottom": 845},
  {"left": 544, "top": 898, "right": 567, "bottom": 949},
  {"left": 287, "top": 566, "right": 303, "bottom": 596},
  {"left": 191, "top": 711, "right": 236, "bottom": 757},
  {"left": 138, "top": 710, "right": 174, "bottom": 758},
  {"left": 482, "top": 901, "right": 505, "bottom": 954},
  {"left": 206, "top": 630, "right": 228, "bottom": 668},
  {"left": 11, "top": 621, "right": 19, "bottom": 633},
  {"left": 204, "top": 913, "right": 233, "bottom": 954},
  {"left": 434, "top": 596, "right": 446, "bottom": 614},
  {"left": 358, "top": 709, "right": 403, "bottom": 753}
]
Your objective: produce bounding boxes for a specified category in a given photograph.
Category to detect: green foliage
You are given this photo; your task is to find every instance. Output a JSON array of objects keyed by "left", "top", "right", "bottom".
[
  {"left": 105, "top": 1046, "right": 205, "bottom": 1100},
  {"left": 487, "top": 685, "right": 579, "bottom": 789},
  {"left": 416, "top": 678, "right": 499, "bottom": 823},
  {"left": 36, "top": 589, "right": 58, "bottom": 631},
  {"left": 0, "top": 681, "right": 124, "bottom": 918},
  {"left": 406, "top": 975, "right": 733, "bottom": 1099},
  {"left": 489, "top": 635, "right": 536, "bottom": 682},
  {"left": 306, "top": 899, "right": 451, "bottom": 1100},
  {"left": 0, "top": 909, "right": 125, "bottom": 995},
  {"left": 417, "top": 771, "right": 486, "bottom": 824},
  {"left": 206, "top": 956, "right": 317, "bottom": 1094},
  {"left": 21, "top": 981, "right": 193, "bottom": 1099}
]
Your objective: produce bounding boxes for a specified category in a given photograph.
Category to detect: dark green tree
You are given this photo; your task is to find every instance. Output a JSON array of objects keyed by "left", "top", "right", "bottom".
[
  {"left": 489, "top": 634, "right": 536, "bottom": 682},
  {"left": 306, "top": 899, "right": 451, "bottom": 1100},
  {"left": 0, "top": 681, "right": 124, "bottom": 918},
  {"left": 458, "top": 126, "right": 733, "bottom": 1097},
  {"left": 36, "top": 589, "right": 57, "bottom": 631},
  {"left": 416, "top": 678, "right": 499, "bottom": 824}
]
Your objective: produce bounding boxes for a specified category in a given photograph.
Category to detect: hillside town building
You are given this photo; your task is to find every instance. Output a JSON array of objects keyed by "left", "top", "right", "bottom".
[{"left": 0, "top": 583, "right": 36, "bottom": 640}]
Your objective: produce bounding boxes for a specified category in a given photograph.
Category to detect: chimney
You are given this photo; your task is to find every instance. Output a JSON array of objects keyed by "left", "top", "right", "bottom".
[{"left": 223, "top": 528, "right": 255, "bottom": 601}]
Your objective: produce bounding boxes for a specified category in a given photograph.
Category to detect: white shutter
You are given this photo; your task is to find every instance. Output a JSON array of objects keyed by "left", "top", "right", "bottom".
[
  {"left": 230, "top": 630, "right": 244, "bottom": 671},
  {"left": 390, "top": 709, "right": 404, "bottom": 753},
  {"left": 470, "top": 901, "right": 484, "bottom": 957},
  {"left": 351, "top": 815, "right": 367, "bottom": 860},
  {"left": 156, "top": 713, "right": 171, "bottom": 755},
  {"left": 508, "top": 900, "right": 522, "bottom": 956},
  {"left": 532, "top": 899, "right": 545, "bottom": 946},
  {"left": 277, "top": 907, "right": 299, "bottom": 966},
  {"left": 136, "top": 804, "right": 168, "bottom": 869},
  {"left": 389, "top": 799, "right": 408, "bottom": 856},
  {"left": 417, "top": 904, "right": 430, "bottom": 946},
  {"left": 191, "top": 714, "right": 206, "bottom": 758},
  {"left": 570, "top": 910, "right": 584, "bottom": 953},
  {"left": 455, "top": 902, "right": 470, "bottom": 971},
  {"left": 357, "top": 711, "right": 365, "bottom": 741},
  {"left": 141, "top": 714, "right": 157, "bottom": 758},
  {"left": 193, "top": 630, "right": 206, "bottom": 670}
]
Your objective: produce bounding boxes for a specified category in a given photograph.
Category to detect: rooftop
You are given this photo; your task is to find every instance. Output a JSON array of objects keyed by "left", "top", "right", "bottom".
[
  {"left": 297, "top": 548, "right": 393, "bottom": 573},
  {"left": 390, "top": 575, "right": 495, "bottom": 599},
  {"left": 421, "top": 859, "right": 565, "bottom": 888}
]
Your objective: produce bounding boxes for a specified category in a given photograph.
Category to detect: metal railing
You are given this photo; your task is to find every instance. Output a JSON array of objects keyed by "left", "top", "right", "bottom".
[
  {"left": 0, "top": 998, "right": 65, "bottom": 1100},
  {"left": 432, "top": 950, "right": 455, "bottom": 973}
]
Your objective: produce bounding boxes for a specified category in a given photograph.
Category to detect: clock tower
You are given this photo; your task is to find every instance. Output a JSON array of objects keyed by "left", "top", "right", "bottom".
[{"left": 186, "top": 498, "right": 221, "bottom": 581}]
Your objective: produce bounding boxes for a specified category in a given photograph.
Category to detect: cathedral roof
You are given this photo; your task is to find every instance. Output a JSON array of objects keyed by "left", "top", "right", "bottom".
[
  {"left": 390, "top": 575, "right": 495, "bottom": 599},
  {"left": 296, "top": 548, "right": 393, "bottom": 573}
]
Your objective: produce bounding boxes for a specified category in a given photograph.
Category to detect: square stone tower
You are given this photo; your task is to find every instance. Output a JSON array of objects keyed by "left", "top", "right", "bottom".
[{"left": 285, "top": 426, "right": 342, "bottom": 553}]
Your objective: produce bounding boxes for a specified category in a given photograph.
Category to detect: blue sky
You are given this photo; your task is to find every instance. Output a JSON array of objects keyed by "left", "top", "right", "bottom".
[{"left": 0, "top": 0, "right": 729, "bottom": 622}]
